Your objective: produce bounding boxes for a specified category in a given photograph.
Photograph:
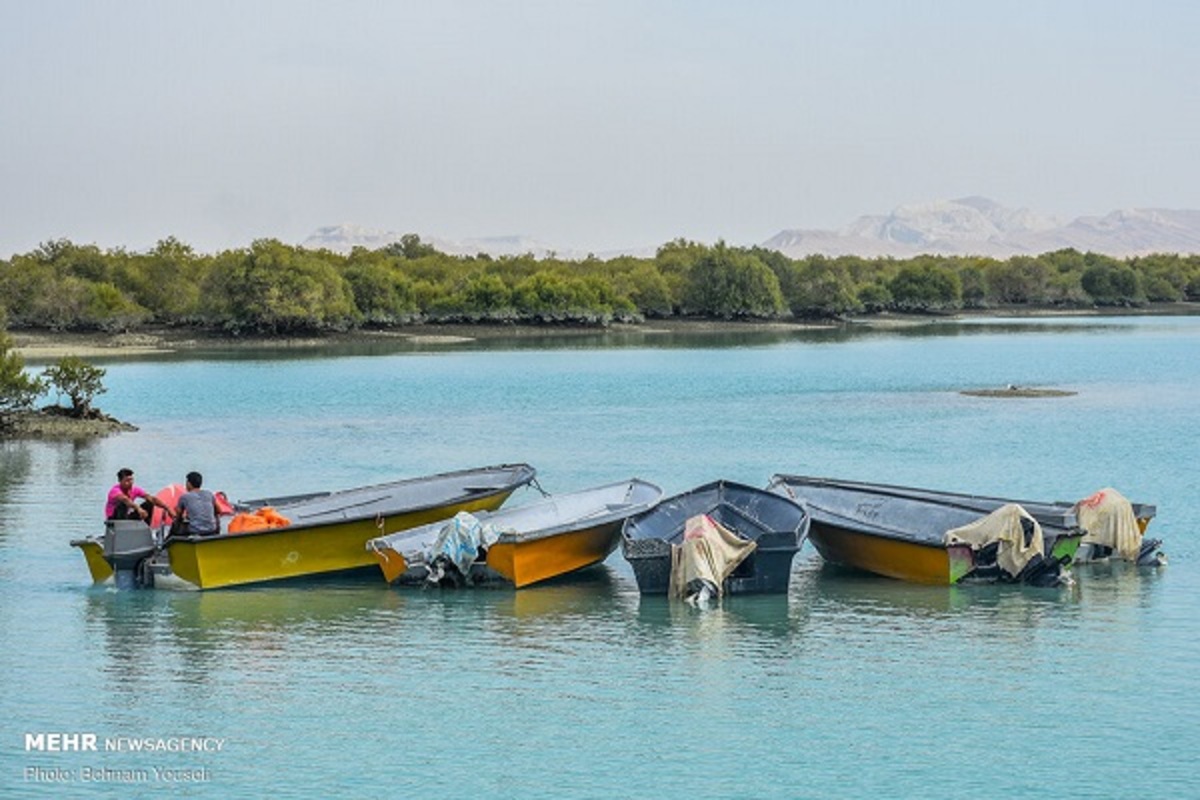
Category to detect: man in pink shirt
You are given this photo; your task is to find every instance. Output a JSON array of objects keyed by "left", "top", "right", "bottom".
[{"left": 105, "top": 468, "right": 171, "bottom": 523}]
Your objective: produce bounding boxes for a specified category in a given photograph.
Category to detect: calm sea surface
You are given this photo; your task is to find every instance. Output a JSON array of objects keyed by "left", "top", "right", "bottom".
[{"left": 2, "top": 316, "right": 1198, "bottom": 798}]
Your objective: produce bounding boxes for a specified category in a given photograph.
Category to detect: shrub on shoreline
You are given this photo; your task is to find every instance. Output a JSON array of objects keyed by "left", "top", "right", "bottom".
[{"left": 2, "top": 236, "right": 1198, "bottom": 333}]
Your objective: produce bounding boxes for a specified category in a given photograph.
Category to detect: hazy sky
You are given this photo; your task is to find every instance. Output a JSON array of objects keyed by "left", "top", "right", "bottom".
[{"left": 2, "top": 0, "right": 1197, "bottom": 257}]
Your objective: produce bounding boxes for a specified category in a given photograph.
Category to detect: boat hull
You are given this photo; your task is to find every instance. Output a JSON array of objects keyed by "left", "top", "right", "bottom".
[
  {"left": 485, "top": 520, "right": 622, "bottom": 588},
  {"left": 71, "top": 539, "right": 114, "bottom": 584},
  {"left": 774, "top": 474, "right": 1156, "bottom": 553},
  {"left": 807, "top": 521, "right": 975, "bottom": 585},
  {"left": 369, "top": 478, "right": 663, "bottom": 589},
  {"left": 167, "top": 492, "right": 516, "bottom": 589},
  {"left": 623, "top": 531, "right": 802, "bottom": 595},
  {"left": 621, "top": 480, "right": 809, "bottom": 596},
  {"left": 768, "top": 474, "right": 1081, "bottom": 586},
  {"left": 74, "top": 464, "right": 537, "bottom": 590}
]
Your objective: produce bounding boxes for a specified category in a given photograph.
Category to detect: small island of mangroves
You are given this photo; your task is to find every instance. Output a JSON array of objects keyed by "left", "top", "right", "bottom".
[{"left": 960, "top": 386, "right": 1078, "bottom": 398}]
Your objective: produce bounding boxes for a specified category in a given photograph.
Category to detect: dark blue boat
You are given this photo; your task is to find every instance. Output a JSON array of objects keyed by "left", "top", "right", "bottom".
[{"left": 620, "top": 480, "right": 809, "bottom": 596}]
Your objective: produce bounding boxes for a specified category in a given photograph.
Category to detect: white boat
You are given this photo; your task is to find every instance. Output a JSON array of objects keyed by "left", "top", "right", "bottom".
[{"left": 368, "top": 478, "right": 663, "bottom": 588}]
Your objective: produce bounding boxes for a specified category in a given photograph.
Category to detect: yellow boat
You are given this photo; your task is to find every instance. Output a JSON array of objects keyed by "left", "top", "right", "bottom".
[
  {"left": 71, "top": 464, "right": 537, "bottom": 589},
  {"left": 75, "top": 538, "right": 115, "bottom": 583},
  {"left": 767, "top": 474, "right": 1082, "bottom": 586},
  {"left": 368, "top": 478, "right": 662, "bottom": 589},
  {"left": 804, "top": 521, "right": 977, "bottom": 585},
  {"left": 770, "top": 475, "right": 1162, "bottom": 571}
]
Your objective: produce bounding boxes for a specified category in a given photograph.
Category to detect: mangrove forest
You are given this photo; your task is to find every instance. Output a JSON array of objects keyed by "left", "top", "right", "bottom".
[{"left": 1, "top": 236, "right": 1198, "bottom": 334}]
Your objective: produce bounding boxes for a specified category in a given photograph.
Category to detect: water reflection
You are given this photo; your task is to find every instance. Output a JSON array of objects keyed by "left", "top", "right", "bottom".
[
  {"left": 36, "top": 316, "right": 1175, "bottom": 373},
  {"left": 625, "top": 587, "right": 809, "bottom": 659},
  {"left": 790, "top": 560, "right": 1086, "bottom": 643},
  {"left": 0, "top": 442, "right": 33, "bottom": 542},
  {"left": 49, "top": 437, "right": 103, "bottom": 482},
  {"left": 69, "top": 327, "right": 860, "bottom": 362},
  {"left": 1070, "top": 561, "right": 1169, "bottom": 615},
  {"left": 24, "top": 315, "right": 1176, "bottom": 371},
  {"left": 496, "top": 569, "right": 621, "bottom": 620},
  {"left": 82, "top": 583, "right": 398, "bottom": 693},
  {"left": 378, "top": 567, "right": 628, "bottom": 645},
  {"left": 791, "top": 563, "right": 978, "bottom": 617},
  {"left": 634, "top": 590, "right": 800, "bottom": 629}
]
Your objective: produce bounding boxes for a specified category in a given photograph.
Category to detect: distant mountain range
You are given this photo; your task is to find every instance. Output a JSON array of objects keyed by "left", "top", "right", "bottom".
[
  {"left": 763, "top": 197, "right": 1200, "bottom": 258},
  {"left": 303, "top": 197, "right": 1200, "bottom": 259},
  {"left": 302, "top": 225, "right": 574, "bottom": 259}
]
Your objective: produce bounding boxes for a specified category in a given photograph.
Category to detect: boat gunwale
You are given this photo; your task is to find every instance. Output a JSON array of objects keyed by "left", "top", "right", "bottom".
[
  {"left": 493, "top": 478, "right": 664, "bottom": 544},
  {"left": 621, "top": 479, "right": 809, "bottom": 546},
  {"left": 245, "top": 463, "right": 535, "bottom": 507},
  {"left": 171, "top": 463, "right": 537, "bottom": 543},
  {"left": 369, "top": 478, "right": 663, "bottom": 550},
  {"left": 799, "top": 499, "right": 953, "bottom": 547},
  {"left": 767, "top": 474, "right": 1088, "bottom": 535}
]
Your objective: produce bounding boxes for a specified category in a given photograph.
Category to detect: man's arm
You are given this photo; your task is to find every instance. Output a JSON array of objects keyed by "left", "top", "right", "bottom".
[{"left": 147, "top": 493, "right": 173, "bottom": 515}]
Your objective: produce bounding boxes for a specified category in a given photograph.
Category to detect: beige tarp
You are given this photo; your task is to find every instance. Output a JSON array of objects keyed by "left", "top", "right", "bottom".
[
  {"left": 944, "top": 503, "right": 1043, "bottom": 577},
  {"left": 669, "top": 514, "right": 757, "bottom": 599},
  {"left": 1074, "top": 488, "right": 1142, "bottom": 561}
]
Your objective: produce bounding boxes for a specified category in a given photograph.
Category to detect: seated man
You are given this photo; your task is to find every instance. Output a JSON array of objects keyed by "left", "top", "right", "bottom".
[
  {"left": 171, "top": 471, "right": 222, "bottom": 537},
  {"left": 106, "top": 468, "right": 171, "bottom": 524}
]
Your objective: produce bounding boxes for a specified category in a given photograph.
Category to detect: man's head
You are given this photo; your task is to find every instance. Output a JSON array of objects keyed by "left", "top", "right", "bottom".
[
  {"left": 186, "top": 471, "right": 203, "bottom": 490},
  {"left": 117, "top": 468, "right": 134, "bottom": 489}
]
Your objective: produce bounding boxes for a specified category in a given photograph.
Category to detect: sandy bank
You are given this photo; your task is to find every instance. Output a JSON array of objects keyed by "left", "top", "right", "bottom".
[
  {"left": 9, "top": 320, "right": 836, "bottom": 359},
  {"left": 9, "top": 304, "right": 1197, "bottom": 359}
]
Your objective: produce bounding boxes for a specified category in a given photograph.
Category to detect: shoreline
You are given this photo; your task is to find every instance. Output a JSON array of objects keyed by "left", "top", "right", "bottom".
[
  {"left": 1, "top": 407, "right": 137, "bottom": 439},
  {"left": 10, "top": 319, "right": 837, "bottom": 359},
  {"left": 10, "top": 303, "right": 1199, "bottom": 360}
]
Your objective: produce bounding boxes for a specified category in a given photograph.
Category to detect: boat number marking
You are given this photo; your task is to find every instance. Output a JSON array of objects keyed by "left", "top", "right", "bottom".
[
  {"left": 282, "top": 551, "right": 300, "bottom": 565},
  {"left": 854, "top": 501, "right": 883, "bottom": 521}
]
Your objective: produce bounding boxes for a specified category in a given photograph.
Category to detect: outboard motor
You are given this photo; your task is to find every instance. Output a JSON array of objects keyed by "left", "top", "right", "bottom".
[
  {"left": 1137, "top": 538, "right": 1167, "bottom": 566},
  {"left": 682, "top": 577, "right": 720, "bottom": 608},
  {"left": 102, "top": 520, "right": 158, "bottom": 589}
]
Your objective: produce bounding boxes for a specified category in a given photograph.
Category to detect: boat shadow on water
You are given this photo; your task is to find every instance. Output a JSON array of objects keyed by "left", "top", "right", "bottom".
[
  {"left": 81, "top": 582, "right": 399, "bottom": 682},
  {"left": 629, "top": 590, "right": 803, "bottom": 646},
  {"left": 795, "top": 561, "right": 1069, "bottom": 619},
  {"left": 789, "top": 556, "right": 1167, "bottom": 627},
  {"left": 390, "top": 564, "right": 627, "bottom": 618}
]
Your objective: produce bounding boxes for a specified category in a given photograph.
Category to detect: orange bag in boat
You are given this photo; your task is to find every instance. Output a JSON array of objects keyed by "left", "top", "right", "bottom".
[{"left": 228, "top": 507, "right": 291, "bottom": 534}]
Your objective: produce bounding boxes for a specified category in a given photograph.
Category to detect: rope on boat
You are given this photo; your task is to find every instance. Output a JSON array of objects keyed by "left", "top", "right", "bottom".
[{"left": 529, "top": 477, "right": 551, "bottom": 498}]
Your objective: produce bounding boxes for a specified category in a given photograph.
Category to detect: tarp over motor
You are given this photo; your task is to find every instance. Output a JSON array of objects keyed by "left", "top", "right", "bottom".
[
  {"left": 669, "top": 514, "right": 757, "bottom": 600},
  {"left": 943, "top": 503, "right": 1043, "bottom": 577},
  {"left": 1074, "top": 487, "right": 1142, "bottom": 561},
  {"left": 403, "top": 511, "right": 506, "bottom": 583}
]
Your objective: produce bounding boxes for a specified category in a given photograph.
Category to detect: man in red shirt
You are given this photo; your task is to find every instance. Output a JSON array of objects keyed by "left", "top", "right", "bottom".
[{"left": 105, "top": 468, "right": 171, "bottom": 523}]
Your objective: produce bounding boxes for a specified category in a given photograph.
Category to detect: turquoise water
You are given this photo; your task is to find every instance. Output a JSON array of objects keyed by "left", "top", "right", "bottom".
[{"left": 2, "top": 316, "right": 1198, "bottom": 798}]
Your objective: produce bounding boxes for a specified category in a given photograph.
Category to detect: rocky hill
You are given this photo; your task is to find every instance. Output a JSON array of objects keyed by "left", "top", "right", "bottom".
[
  {"left": 303, "top": 197, "right": 1200, "bottom": 259},
  {"left": 765, "top": 197, "right": 1200, "bottom": 258},
  {"left": 302, "top": 225, "right": 570, "bottom": 258}
]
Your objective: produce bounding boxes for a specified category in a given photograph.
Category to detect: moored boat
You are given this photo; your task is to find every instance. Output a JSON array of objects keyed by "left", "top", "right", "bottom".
[
  {"left": 71, "top": 464, "right": 537, "bottom": 589},
  {"left": 766, "top": 474, "right": 1083, "bottom": 586},
  {"left": 367, "top": 478, "right": 663, "bottom": 588},
  {"left": 620, "top": 480, "right": 809, "bottom": 600},
  {"left": 770, "top": 475, "right": 1163, "bottom": 566}
]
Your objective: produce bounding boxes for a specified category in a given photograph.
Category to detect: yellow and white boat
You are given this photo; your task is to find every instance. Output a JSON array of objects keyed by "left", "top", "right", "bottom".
[
  {"left": 71, "top": 464, "right": 537, "bottom": 590},
  {"left": 368, "top": 478, "right": 662, "bottom": 589}
]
